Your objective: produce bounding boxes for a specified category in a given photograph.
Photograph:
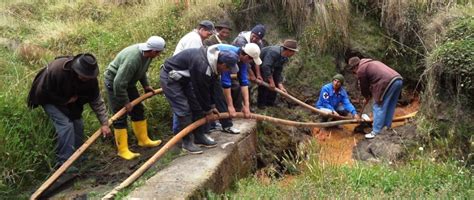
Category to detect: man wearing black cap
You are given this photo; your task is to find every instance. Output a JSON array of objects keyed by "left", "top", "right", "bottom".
[
  {"left": 257, "top": 39, "right": 298, "bottom": 108},
  {"left": 27, "top": 53, "right": 111, "bottom": 168},
  {"left": 171, "top": 20, "right": 216, "bottom": 137},
  {"left": 315, "top": 74, "right": 360, "bottom": 122},
  {"left": 161, "top": 47, "right": 239, "bottom": 154},
  {"left": 174, "top": 20, "right": 215, "bottom": 55}
]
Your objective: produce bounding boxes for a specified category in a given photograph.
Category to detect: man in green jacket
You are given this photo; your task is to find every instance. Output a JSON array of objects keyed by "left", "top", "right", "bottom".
[{"left": 104, "top": 36, "right": 165, "bottom": 160}]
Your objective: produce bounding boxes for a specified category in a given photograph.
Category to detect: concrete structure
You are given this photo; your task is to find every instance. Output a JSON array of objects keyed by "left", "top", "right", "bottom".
[{"left": 126, "top": 119, "right": 257, "bottom": 199}]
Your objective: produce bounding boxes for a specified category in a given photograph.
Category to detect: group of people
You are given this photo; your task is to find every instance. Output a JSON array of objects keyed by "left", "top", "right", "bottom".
[{"left": 27, "top": 19, "right": 402, "bottom": 168}]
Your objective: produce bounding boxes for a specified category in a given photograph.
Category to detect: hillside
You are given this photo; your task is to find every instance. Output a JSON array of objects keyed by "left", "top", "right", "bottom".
[{"left": 0, "top": 0, "right": 472, "bottom": 198}]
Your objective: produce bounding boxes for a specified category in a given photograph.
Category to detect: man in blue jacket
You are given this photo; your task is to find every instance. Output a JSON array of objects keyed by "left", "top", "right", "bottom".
[
  {"left": 315, "top": 74, "right": 360, "bottom": 121},
  {"left": 160, "top": 47, "right": 239, "bottom": 154}
]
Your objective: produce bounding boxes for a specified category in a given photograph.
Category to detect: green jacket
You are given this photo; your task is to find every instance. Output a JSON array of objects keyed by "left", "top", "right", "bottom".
[{"left": 105, "top": 44, "right": 152, "bottom": 105}]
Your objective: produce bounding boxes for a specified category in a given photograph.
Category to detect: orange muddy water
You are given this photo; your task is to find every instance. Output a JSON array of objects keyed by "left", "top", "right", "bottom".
[{"left": 313, "top": 99, "right": 420, "bottom": 165}]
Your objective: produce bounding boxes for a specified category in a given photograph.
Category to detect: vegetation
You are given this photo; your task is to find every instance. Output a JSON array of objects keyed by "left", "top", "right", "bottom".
[
  {"left": 210, "top": 142, "right": 472, "bottom": 199},
  {"left": 421, "top": 14, "right": 473, "bottom": 165},
  {"left": 0, "top": 0, "right": 472, "bottom": 198}
]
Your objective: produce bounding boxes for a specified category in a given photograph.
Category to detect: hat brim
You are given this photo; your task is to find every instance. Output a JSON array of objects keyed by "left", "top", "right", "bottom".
[
  {"left": 138, "top": 43, "right": 151, "bottom": 51},
  {"left": 216, "top": 25, "right": 232, "bottom": 30},
  {"left": 253, "top": 57, "right": 262, "bottom": 65},
  {"left": 71, "top": 55, "right": 98, "bottom": 79},
  {"left": 283, "top": 46, "right": 299, "bottom": 52}
]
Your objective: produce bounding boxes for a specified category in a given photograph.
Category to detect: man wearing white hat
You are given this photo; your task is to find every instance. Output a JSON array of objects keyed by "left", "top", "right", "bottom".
[{"left": 104, "top": 36, "right": 165, "bottom": 160}]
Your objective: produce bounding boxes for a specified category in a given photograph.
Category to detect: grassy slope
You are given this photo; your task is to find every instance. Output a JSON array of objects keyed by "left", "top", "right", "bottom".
[
  {"left": 0, "top": 0, "right": 472, "bottom": 198},
  {"left": 0, "top": 0, "right": 229, "bottom": 196}
]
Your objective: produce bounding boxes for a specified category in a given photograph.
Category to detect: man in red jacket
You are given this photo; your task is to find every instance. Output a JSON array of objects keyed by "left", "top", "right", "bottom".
[{"left": 348, "top": 57, "right": 403, "bottom": 139}]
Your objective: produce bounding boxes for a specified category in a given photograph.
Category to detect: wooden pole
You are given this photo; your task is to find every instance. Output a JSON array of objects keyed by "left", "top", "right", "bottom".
[
  {"left": 251, "top": 79, "right": 352, "bottom": 120},
  {"left": 30, "top": 89, "right": 163, "bottom": 200},
  {"left": 101, "top": 111, "right": 416, "bottom": 199}
]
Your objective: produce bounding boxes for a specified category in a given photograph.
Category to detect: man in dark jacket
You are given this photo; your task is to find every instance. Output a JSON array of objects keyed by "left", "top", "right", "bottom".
[
  {"left": 160, "top": 47, "right": 239, "bottom": 154},
  {"left": 232, "top": 24, "right": 266, "bottom": 82},
  {"left": 104, "top": 36, "right": 165, "bottom": 160},
  {"left": 27, "top": 53, "right": 111, "bottom": 167},
  {"left": 348, "top": 57, "right": 403, "bottom": 139},
  {"left": 257, "top": 39, "right": 298, "bottom": 108}
]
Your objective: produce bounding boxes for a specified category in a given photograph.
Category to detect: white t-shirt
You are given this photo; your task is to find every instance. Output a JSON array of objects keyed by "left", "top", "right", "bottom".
[{"left": 173, "top": 30, "right": 203, "bottom": 55}]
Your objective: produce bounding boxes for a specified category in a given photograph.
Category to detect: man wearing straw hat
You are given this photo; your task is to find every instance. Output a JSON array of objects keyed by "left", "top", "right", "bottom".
[{"left": 257, "top": 39, "right": 298, "bottom": 109}]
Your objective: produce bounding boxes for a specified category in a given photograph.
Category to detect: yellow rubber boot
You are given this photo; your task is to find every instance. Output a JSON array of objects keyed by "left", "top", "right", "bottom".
[
  {"left": 114, "top": 128, "right": 140, "bottom": 160},
  {"left": 132, "top": 120, "right": 162, "bottom": 147}
]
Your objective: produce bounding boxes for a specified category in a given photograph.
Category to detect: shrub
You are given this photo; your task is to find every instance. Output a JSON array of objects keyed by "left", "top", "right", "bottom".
[{"left": 420, "top": 16, "right": 474, "bottom": 164}]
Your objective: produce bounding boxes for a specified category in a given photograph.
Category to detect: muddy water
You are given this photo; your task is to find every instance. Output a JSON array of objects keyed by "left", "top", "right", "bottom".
[{"left": 313, "top": 100, "right": 420, "bottom": 165}]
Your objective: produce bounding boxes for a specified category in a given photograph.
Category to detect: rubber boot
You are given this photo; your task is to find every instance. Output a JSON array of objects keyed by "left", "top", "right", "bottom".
[
  {"left": 194, "top": 131, "right": 217, "bottom": 148},
  {"left": 114, "top": 128, "right": 140, "bottom": 160},
  {"left": 182, "top": 134, "right": 203, "bottom": 154},
  {"left": 132, "top": 120, "right": 162, "bottom": 147}
]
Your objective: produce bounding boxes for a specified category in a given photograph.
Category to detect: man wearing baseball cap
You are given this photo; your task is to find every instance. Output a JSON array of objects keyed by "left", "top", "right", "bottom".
[
  {"left": 171, "top": 20, "right": 216, "bottom": 137},
  {"left": 104, "top": 36, "right": 166, "bottom": 160},
  {"left": 206, "top": 43, "right": 262, "bottom": 134},
  {"left": 348, "top": 56, "right": 403, "bottom": 139},
  {"left": 160, "top": 47, "right": 239, "bottom": 154},
  {"left": 257, "top": 39, "right": 298, "bottom": 109},
  {"left": 27, "top": 53, "right": 111, "bottom": 169},
  {"left": 315, "top": 74, "right": 360, "bottom": 122},
  {"left": 174, "top": 20, "right": 215, "bottom": 55}
]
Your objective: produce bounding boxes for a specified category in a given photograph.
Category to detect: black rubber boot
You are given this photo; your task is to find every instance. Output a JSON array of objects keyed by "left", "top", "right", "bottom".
[
  {"left": 194, "top": 131, "right": 217, "bottom": 148},
  {"left": 182, "top": 134, "right": 203, "bottom": 154}
]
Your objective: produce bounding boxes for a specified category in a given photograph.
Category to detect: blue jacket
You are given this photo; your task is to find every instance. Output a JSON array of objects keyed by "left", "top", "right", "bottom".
[
  {"left": 214, "top": 44, "right": 249, "bottom": 88},
  {"left": 315, "top": 83, "right": 357, "bottom": 115}
]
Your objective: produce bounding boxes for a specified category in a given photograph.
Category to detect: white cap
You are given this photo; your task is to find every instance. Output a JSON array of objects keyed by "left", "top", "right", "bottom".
[
  {"left": 138, "top": 36, "right": 166, "bottom": 51},
  {"left": 242, "top": 43, "right": 262, "bottom": 65}
]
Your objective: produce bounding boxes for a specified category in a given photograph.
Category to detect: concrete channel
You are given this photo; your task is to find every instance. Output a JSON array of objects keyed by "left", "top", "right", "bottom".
[{"left": 126, "top": 119, "right": 257, "bottom": 199}]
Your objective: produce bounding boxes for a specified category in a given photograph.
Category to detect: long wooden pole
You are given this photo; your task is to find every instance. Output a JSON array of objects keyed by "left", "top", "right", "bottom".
[
  {"left": 252, "top": 80, "right": 352, "bottom": 120},
  {"left": 30, "top": 89, "right": 163, "bottom": 200},
  {"left": 101, "top": 111, "right": 416, "bottom": 199}
]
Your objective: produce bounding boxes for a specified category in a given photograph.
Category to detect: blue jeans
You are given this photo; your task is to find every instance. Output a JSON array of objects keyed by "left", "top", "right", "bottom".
[
  {"left": 42, "top": 104, "right": 84, "bottom": 165},
  {"left": 372, "top": 79, "right": 403, "bottom": 134}
]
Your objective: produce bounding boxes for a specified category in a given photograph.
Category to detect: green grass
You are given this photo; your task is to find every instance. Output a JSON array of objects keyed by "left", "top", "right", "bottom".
[
  {"left": 1, "top": 0, "right": 473, "bottom": 198},
  {"left": 209, "top": 153, "right": 473, "bottom": 199},
  {"left": 0, "top": 0, "right": 231, "bottom": 196}
]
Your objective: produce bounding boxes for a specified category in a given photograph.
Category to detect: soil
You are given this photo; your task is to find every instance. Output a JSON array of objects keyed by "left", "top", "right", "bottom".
[
  {"left": 313, "top": 97, "right": 420, "bottom": 164},
  {"left": 44, "top": 134, "right": 182, "bottom": 199}
]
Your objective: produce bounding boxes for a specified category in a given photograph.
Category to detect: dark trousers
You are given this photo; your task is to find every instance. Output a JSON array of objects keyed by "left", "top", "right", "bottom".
[
  {"left": 105, "top": 80, "right": 145, "bottom": 129},
  {"left": 230, "top": 79, "right": 243, "bottom": 112},
  {"left": 212, "top": 79, "right": 233, "bottom": 128},
  {"left": 257, "top": 85, "right": 277, "bottom": 107},
  {"left": 43, "top": 104, "right": 84, "bottom": 165},
  {"left": 160, "top": 69, "right": 206, "bottom": 136}
]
